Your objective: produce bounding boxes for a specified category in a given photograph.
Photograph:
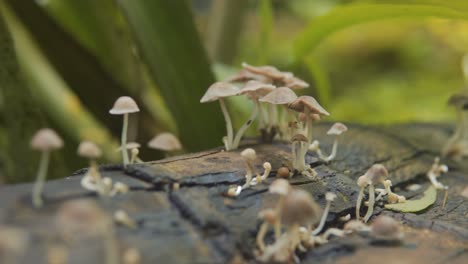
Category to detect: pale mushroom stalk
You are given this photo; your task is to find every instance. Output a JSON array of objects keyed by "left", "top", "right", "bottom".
[
  {"left": 305, "top": 108, "right": 314, "bottom": 144},
  {"left": 232, "top": 100, "right": 259, "bottom": 149},
  {"left": 32, "top": 150, "right": 50, "bottom": 208},
  {"left": 256, "top": 222, "right": 269, "bottom": 252},
  {"left": 312, "top": 194, "right": 335, "bottom": 235},
  {"left": 325, "top": 137, "right": 339, "bottom": 162},
  {"left": 363, "top": 184, "right": 375, "bottom": 223},
  {"left": 274, "top": 197, "right": 286, "bottom": 240},
  {"left": 219, "top": 98, "right": 234, "bottom": 150},
  {"left": 121, "top": 113, "right": 130, "bottom": 166},
  {"left": 355, "top": 186, "right": 365, "bottom": 220}
]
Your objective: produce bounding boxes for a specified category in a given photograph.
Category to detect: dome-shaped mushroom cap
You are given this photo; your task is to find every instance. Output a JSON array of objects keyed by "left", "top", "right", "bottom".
[
  {"left": 370, "top": 215, "right": 403, "bottom": 240},
  {"left": 240, "top": 148, "right": 256, "bottom": 161},
  {"left": 259, "top": 87, "right": 297, "bottom": 105},
  {"left": 30, "top": 128, "right": 64, "bottom": 151},
  {"left": 109, "top": 96, "right": 139, "bottom": 115},
  {"left": 365, "top": 164, "right": 388, "bottom": 185},
  {"left": 77, "top": 141, "right": 102, "bottom": 159},
  {"left": 225, "top": 69, "right": 272, "bottom": 84},
  {"left": 288, "top": 96, "right": 330, "bottom": 116},
  {"left": 238, "top": 81, "right": 275, "bottom": 98},
  {"left": 242, "top": 62, "right": 285, "bottom": 80},
  {"left": 269, "top": 179, "right": 291, "bottom": 195},
  {"left": 325, "top": 192, "right": 337, "bottom": 201},
  {"left": 148, "top": 133, "right": 182, "bottom": 151},
  {"left": 283, "top": 76, "right": 309, "bottom": 89},
  {"left": 200, "top": 82, "right": 240, "bottom": 103},
  {"left": 327, "top": 122, "right": 348, "bottom": 135},
  {"left": 291, "top": 133, "right": 308, "bottom": 143},
  {"left": 281, "top": 189, "right": 322, "bottom": 226},
  {"left": 258, "top": 208, "right": 277, "bottom": 224}
]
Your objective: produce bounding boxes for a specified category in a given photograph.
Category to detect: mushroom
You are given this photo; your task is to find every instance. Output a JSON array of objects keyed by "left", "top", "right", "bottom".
[
  {"left": 225, "top": 68, "right": 272, "bottom": 84},
  {"left": 291, "top": 133, "right": 315, "bottom": 176},
  {"left": 78, "top": 141, "right": 103, "bottom": 194},
  {"left": 114, "top": 210, "right": 136, "bottom": 229},
  {"left": 117, "top": 142, "right": 143, "bottom": 164},
  {"left": 200, "top": 82, "right": 240, "bottom": 150},
  {"left": 343, "top": 220, "right": 371, "bottom": 234},
  {"left": 259, "top": 87, "right": 298, "bottom": 141},
  {"left": 276, "top": 167, "right": 291, "bottom": 178},
  {"left": 280, "top": 189, "right": 322, "bottom": 252},
  {"left": 30, "top": 128, "right": 63, "bottom": 208},
  {"left": 288, "top": 96, "right": 330, "bottom": 144},
  {"left": 148, "top": 132, "right": 183, "bottom": 156},
  {"left": 256, "top": 208, "right": 278, "bottom": 252},
  {"left": 233, "top": 81, "right": 275, "bottom": 149},
  {"left": 242, "top": 63, "right": 308, "bottom": 90},
  {"left": 109, "top": 96, "right": 140, "bottom": 167},
  {"left": 323, "top": 123, "right": 348, "bottom": 162},
  {"left": 226, "top": 185, "right": 242, "bottom": 197},
  {"left": 110, "top": 182, "right": 130, "bottom": 196},
  {"left": 383, "top": 180, "right": 406, "bottom": 204},
  {"left": 269, "top": 179, "right": 292, "bottom": 240},
  {"left": 442, "top": 90, "right": 468, "bottom": 160},
  {"left": 312, "top": 192, "right": 337, "bottom": 235},
  {"left": 427, "top": 157, "right": 449, "bottom": 208},
  {"left": 355, "top": 164, "right": 388, "bottom": 222},
  {"left": 370, "top": 215, "right": 404, "bottom": 242},
  {"left": 241, "top": 148, "right": 258, "bottom": 189},
  {"left": 253, "top": 162, "right": 272, "bottom": 185}
]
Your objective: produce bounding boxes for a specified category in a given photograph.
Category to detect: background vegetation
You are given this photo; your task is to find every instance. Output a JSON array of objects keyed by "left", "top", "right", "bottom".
[{"left": 1, "top": 0, "right": 467, "bottom": 183}]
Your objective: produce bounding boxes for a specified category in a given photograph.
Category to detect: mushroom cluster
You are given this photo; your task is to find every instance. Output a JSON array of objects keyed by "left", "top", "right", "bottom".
[{"left": 356, "top": 164, "right": 389, "bottom": 223}]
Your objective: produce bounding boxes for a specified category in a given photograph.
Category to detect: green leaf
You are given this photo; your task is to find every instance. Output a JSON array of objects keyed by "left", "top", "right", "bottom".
[
  {"left": 257, "top": 0, "right": 273, "bottom": 64},
  {"left": 384, "top": 185, "right": 437, "bottom": 213},
  {"left": 117, "top": 0, "right": 225, "bottom": 151},
  {"left": 294, "top": 3, "right": 468, "bottom": 60},
  {"left": 303, "top": 57, "right": 331, "bottom": 107}
]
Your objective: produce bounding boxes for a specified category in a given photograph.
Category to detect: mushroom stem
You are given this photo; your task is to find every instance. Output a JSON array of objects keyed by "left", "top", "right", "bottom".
[
  {"left": 256, "top": 222, "right": 269, "bottom": 252},
  {"left": 304, "top": 109, "right": 313, "bottom": 144},
  {"left": 311, "top": 200, "right": 331, "bottom": 235},
  {"left": 363, "top": 184, "right": 375, "bottom": 223},
  {"left": 219, "top": 98, "right": 234, "bottom": 150},
  {"left": 33, "top": 150, "right": 50, "bottom": 208},
  {"left": 130, "top": 148, "right": 138, "bottom": 164},
  {"left": 356, "top": 186, "right": 365, "bottom": 220},
  {"left": 242, "top": 160, "right": 255, "bottom": 189},
  {"left": 121, "top": 113, "right": 130, "bottom": 166},
  {"left": 297, "top": 142, "right": 308, "bottom": 171},
  {"left": 325, "top": 137, "right": 339, "bottom": 162},
  {"left": 232, "top": 100, "right": 259, "bottom": 149},
  {"left": 274, "top": 196, "right": 285, "bottom": 240}
]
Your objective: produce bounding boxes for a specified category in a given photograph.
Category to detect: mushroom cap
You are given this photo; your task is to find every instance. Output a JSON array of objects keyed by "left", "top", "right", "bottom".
[
  {"left": 365, "top": 164, "right": 388, "bottom": 185},
  {"left": 242, "top": 62, "right": 285, "bottom": 80},
  {"left": 148, "top": 132, "right": 182, "bottom": 151},
  {"left": 327, "top": 122, "right": 348, "bottom": 135},
  {"left": 277, "top": 167, "right": 290, "bottom": 178},
  {"left": 77, "top": 141, "right": 102, "bottom": 159},
  {"left": 240, "top": 148, "right": 256, "bottom": 161},
  {"left": 298, "top": 112, "right": 321, "bottom": 122},
  {"left": 269, "top": 178, "right": 291, "bottom": 196},
  {"left": 357, "top": 175, "right": 369, "bottom": 187},
  {"left": 116, "top": 142, "right": 141, "bottom": 151},
  {"left": 283, "top": 76, "right": 309, "bottom": 89},
  {"left": 238, "top": 80, "right": 275, "bottom": 98},
  {"left": 200, "top": 82, "right": 240, "bottom": 103},
  {"left": 258, "top": 208, "right": 277, "bottom": 224},
  {"left": 30, "top": 128, "right": 64, "bottom": 151},
  {"left": 281, "top": 189, "right": 322, "bottom": 226},
  {"left": 370, "top": 215, "right": 403, "bottom": 240},
  {"left": 225, "top": 69, "right": 272, "bottom": 84},
  {"left": 109, "top": 96, "right": 139, "bottom": 115},
  {"left": 291, "top": 133, "right": 308, "bottom": 143},
  {"left": 259, "top": 87, "right": 297, "bottom": 105},
  {"left": 288, "top": 96, "right": 330, "bottom": 116},
  {"left": 325, "top": 192, "right": 337, "bottom": 201}
]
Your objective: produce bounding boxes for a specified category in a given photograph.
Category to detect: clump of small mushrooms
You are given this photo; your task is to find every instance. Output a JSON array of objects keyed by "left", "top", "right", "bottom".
[
  {"left": 30, "top": 128, "right": 64, "bottom": 208},
  {"left": 427, "top": 157, "right": 449, "bottom": 208},
  {"left": 356, "top": 164, "right": 389, "bottom": 222},
  {"left": 109, "top": 96, "right": 140, "bottom": 167}
]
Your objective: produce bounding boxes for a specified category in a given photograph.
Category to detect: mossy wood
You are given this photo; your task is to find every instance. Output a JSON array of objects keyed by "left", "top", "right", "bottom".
[{"left": 0, "top": 123, "right": 466, "bottom": 263}]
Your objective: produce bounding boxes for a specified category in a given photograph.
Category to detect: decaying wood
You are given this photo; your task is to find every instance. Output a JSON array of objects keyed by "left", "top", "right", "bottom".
[{"left": 0, "top": 123, "right": 467, "bottom": 263}]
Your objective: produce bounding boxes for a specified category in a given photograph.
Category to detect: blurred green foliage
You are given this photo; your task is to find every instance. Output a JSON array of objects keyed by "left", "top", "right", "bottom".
[{"left": 1, "top": 0, "right": 468, "bottom": 182}]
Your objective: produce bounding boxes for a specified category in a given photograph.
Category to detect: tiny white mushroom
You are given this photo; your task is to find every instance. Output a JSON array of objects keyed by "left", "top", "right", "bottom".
[
  {"left": 147, "top": 132, "right": 182, "bottom": 155},
  {"left": 241, "top": 148, "right": 257, "bottom": 188},
  {"left": 256, "top": 208, "right": 277, "bottom": 252},
  {"left": 312, "top": 192, "right": 337, "bottom": 235},
  {"left": 78, "top": 141, "right": 103, "bottom": 194},
  {"left": 269, "top": 179, "right": 292, "bottom": 240},
  {"left": 324, "top": 123, "right": 348, "bottom": 162},
  {"left": 114, "top": 210, "right": 136, "bottom": 229},
  {"left": 109, "top": 96, "right": 140, "bottom": 167},
  {"left": 110, "top": 182, "right": 129, "bottom": 196}
]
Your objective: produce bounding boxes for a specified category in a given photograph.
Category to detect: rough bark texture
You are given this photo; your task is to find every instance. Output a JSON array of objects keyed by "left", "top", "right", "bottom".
[{"left": 0, "top": 123, "right": 467, "bottom": 263}]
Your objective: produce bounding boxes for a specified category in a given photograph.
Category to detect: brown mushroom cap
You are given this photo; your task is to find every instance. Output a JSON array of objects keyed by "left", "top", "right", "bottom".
[
  {"left": 283, "top": 75, "right": 309, "bottom": 89},
  {"left": 269, "top": 178, "right": 291, "bottom": 196},
  {"left": 242, "top": 62, "right": 285, "bottom": 80},
  {"left": 370, "top": 215, "right": 403, "bottom": 240},
  {"left": 240, "top": 148, "right": 256, "bottom": 161},
  {"left": 277, "top": 167, "right": 290, "bottom": 178},
  {"left": 288, "top": 96, "right": 330, "bottom": 116},
  {"left": 365, "top": 164, "right": 388, "bottom": 185},
  {"left": 148, "top": 133, "right": 182, "bottom": 151},
  {"left": 327, "top": 122, "right": 348, "bottom": 136},
  {"left": 298, "top": 113, "right": 321, "bottom": 123},
  {"left": 259, "top": 87, "right": 298, "bottom": 105},
  {"left": 109, "top": 96, "right": 140, "bottom": 115},
  {"left": 258, "top": 208, "right": 277, "bottom": 224},
  {"left": 291, "top": 133, "right": 308, "bottom": 143},
  {"left": 281, "top": 189, "right": 322, "bottom": 226},
  {"left": 77, "top": 141, "right": 102, "bottom": 159},
  {"left": 225, "top": 69, "right": 272, "bottom": 84},
  {"left": 200, "top": 82, "right": 240, "bottom": 103},
  {"left": 238, "top": 80, "right": 275, "bottom": 98},
  {"left": 30, "top": 128, "right": 64, "bottom": 151}
]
